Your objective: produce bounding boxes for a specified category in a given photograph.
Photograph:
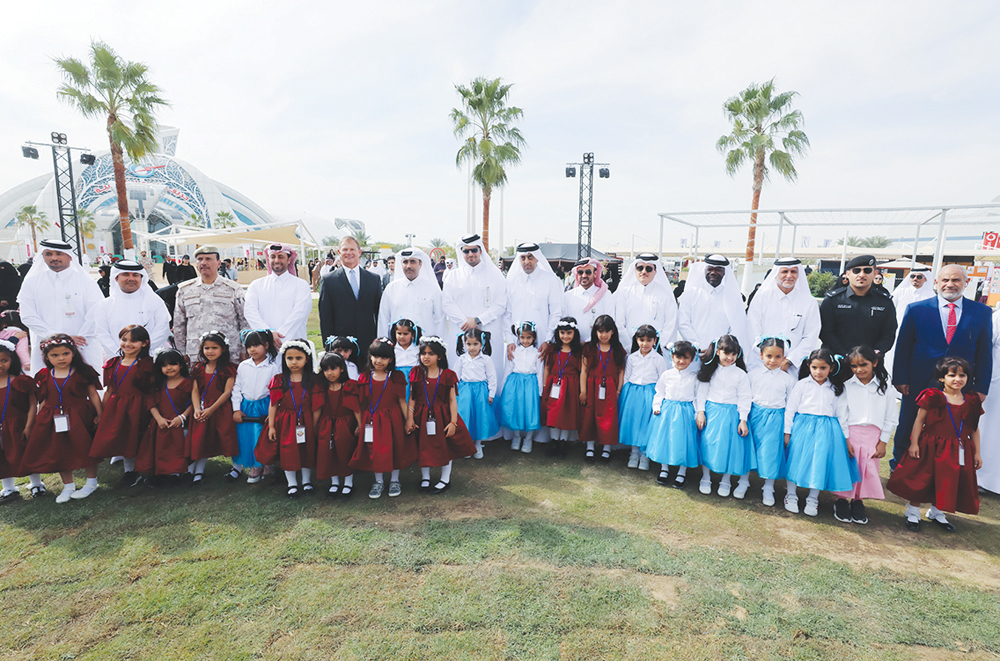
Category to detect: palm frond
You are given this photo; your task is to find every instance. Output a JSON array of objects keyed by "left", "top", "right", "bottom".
[{"left": 769, "top": 150, "right": 798, "bottom": 182}]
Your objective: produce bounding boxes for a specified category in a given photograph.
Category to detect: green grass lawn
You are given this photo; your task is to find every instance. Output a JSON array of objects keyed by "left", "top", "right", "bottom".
[{"left": 2, "top": 300, "right": 998, "bottom": 660}]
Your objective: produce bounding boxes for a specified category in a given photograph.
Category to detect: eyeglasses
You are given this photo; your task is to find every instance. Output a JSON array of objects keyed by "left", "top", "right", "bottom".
[
  {"left": 461, "top": 247, "right": 480, "bottom": 255},
  {"left": 851, "top": 267, "right": 873, "bottom": 275},
  {"left": 909, "top": 273, "right": 925, "bottom": 279},
  {"left": 579, "top": 269, "right": 594, "bottom": 276},
  {"left": 635, "top": 265, "right": 655, "bottom": 273}
]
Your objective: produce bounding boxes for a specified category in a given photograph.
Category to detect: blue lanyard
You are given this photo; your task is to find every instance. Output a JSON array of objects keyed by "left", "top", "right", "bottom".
[
  {"left": 946, "top": 400, "right": 964, "bottom": 439},
  {"left": 423, "top": 372, "right": 441, "bottom": 417},
  {"left": 0, "top": 376, "right": 9, "bottom": 432},
  {"left": 114, "top": 357, "right": 136, "bottom": 392},
  {"left": 200, "top": 369, "right": 218, "bottom": 407},
  {"left": 53, "top": 368, "right": 74, "bottom": 412},
  {"left": 164, "top": 383, "right": 182, "bottom": 417},
  {"left": 288, "top": 380, "right": 305, "bottom": 423},
  {"left": 556, "top": 351, "right": 570, "bottom": 383},
  {"left": 368, "top": 374, "right": 388, "bottom": 416}
]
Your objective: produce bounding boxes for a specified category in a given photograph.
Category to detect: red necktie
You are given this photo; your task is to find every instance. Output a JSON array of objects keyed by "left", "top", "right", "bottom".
[{"left": 946, "top": 302, "right": 957, "bottom": 344}]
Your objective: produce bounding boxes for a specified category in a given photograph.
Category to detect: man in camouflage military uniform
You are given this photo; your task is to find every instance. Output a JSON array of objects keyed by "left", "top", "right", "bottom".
[{"left": 174, "top": 245, "right": 249, "bottom": 363}]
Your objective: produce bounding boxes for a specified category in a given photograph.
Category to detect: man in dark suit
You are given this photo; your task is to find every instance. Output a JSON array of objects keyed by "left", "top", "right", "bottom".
[
  {"left": 892, "top": 264, "right": 994, "bottom": 467},
  {"left": 319, "top": 236, "right": 381, "bottom": 363}
]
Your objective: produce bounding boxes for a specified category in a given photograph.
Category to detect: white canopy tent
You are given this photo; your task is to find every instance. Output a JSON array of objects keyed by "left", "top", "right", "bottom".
[{"left": 132, "top": 220, "right": 321, "bottom": 267}]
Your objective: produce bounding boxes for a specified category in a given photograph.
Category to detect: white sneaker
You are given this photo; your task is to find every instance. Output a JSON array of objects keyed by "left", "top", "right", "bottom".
[
  {"left": 762, "top": 488, "right": 775, "bottom": 507},
  {"left": 520, "top": 438, "right": 532, "bottom": 454},
  {"left": 803, "top": 497, "right": 819, "bottom": 517},
  {"left": 717, "top": 480, "right": 732, "bottom": 498},
  {"left": 510, "top": 437, "right": 522, "bottom": 452},
  {"left": 473, "top": 448, "right": 484, "bottom": 459},
  {"left": 627, "top": 454, "right": 640, "bottom": 469},
  {"left": 699, "top": 479, "right": 712, "bottom": 495},
  {"left": 784, "top": 494, "right": 799, "bottom": 513},
  {"left": 733, "top": 483, "right": 749, "bottom": 500},
  {"left": 638, "top": 456, "right": 650, "bottom": 471},
  {"left": 56, "top": 487, "right": 75, "bottom": 503},
  {"left": 71, "top": 483, "right": 98, "bottom": 500}
]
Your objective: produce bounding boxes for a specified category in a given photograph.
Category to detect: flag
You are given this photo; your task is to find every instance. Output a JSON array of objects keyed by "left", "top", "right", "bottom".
[
  {"left": 680, "top": 238, "right": 688, "bottom": 248},
  {"left": 801, "top": 236, "right": 810, "bottom": 248}
]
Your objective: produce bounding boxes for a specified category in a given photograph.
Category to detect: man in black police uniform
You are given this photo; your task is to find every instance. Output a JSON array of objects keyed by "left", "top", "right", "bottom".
[{"left": 819, "top": 255, "right": 897, "bottom": 356}]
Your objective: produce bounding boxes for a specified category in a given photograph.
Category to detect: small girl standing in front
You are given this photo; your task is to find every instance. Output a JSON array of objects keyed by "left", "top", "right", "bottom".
[
  {"left": 646, "top": 341, "right": 699, "bottom": 488},
  {"left": 887, "top": 356, "right": 982, "bottom": 532},
  {"left": 748, "top": 337, "right": 797, "bottom": 506},
  {"left": 326, "top": 336, "right": 361, "bottom": 380},
  {"left": 391, "top": 319, "right": 420, "bottom": 401},
  {"left": 350, "top": 338, "right": 414, "bottom": 499},
  {"left": 455, "top": 328, "right": 499, "bottom": 459},
  {"left": 406, "top": 336, "right": 475, "bottom": 494},
  {"left": 834, "top": 345, "right": 896, "bottom": 525},
  {"left": 90, "top": 325, "right": 154, "bottom": 487},
  {"left": 784, "top": 348, "right": 859, "bottom": 517},
  {"left": 230, "top": 330, "right": 281, "bottom": 484},
  {"left": 188, "top": 331, "right": 238, "bottom": 485},
  {"left": 258, "top": 339, "right": 318, "bottom": 498},
  {"left": 580, "top": 315, "right": 626, "bottom": 464},
  {"left": 136, "top": 349, "right": 193, "bottom": 484},
  {"left": 20, "top": 335, "right": 103, "bottom": 503},
  {"left": 499, "top": 322, "right": 543, "bottom": 454},
  {"left": 313, "top": 352, "right": 360, "bottom": 498},
  {"left": 541, "top": 318, "right": 583, "bottom": 458},
  {"left": 695, "top": 335, "right": 753, "bottom": 498},
  {"left": 0, "top": 340, "right": 38, "bottom": 503},
  {"left": 618, "top": 325, "right": 668, "bottom": 468}
]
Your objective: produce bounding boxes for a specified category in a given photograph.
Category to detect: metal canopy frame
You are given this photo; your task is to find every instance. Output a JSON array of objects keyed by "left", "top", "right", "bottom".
[{"left": 657, "top": 204, "right": 1000, "bottom": 277}]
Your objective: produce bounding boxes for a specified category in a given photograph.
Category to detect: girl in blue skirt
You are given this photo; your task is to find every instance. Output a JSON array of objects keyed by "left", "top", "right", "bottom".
[
  {"left": 499, "top": 322, "right": 543, "bottom": 454},
  {"left": 748, "top": 336, "right": 797, "bottom": 506},
  {"left": 390, "top": 319, "right": 420, "bottom": 401},
  {"left": 695, "top": 335, "right": 753, "bottom": 498},
  {"left": 455, "top": 328, "right": 499, "bottom": 459},
  {"left": 783, "top": 348, "right": 859, "bottom": 517},
  {"left": 229, "top": 330, "right": 280, "bottom": 484},
  {"left": 646, "top": 340, "right": 699, "bottom": 488},
  {"left": 618, "top": 325, "right": 668, "bottom": 465}
]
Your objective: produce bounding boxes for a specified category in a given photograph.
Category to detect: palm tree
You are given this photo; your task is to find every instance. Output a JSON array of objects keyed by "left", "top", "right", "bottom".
[
  {"left": 716, "top": 79, "right": 809, "bottom": 292},
  {"left": 214, "top": 210, "right": 237, "bottom": 229},
  {"left": 15, "top": 205, "right": 51, "bottom": 254},
  {"left": 54, "top": 41, "right": 168, "bottom": 255},
  {"left": 450, "top": 77, "right": 525, "bottom": 252},
  {"left": 838, "top": 235, "right": 894, "bottom": 249},
  {"left": 75, "top": 207, "right": 97, "bottom": 238},
  {"left": 350, "top": 228, "right": 371, "bottom": 247},
  {"left": 185, "top": 213, "right": 205, "bottom": 228},
  {"left": 429, "top": 237, "right": 448, "bottom": 249}
]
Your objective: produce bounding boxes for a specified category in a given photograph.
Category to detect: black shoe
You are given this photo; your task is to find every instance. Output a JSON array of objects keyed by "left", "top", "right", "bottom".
[
  {"left": 287, "top": 485, "right": 300, "bottom": 499},
  {"left": 557, "top": 441, "right": 570, "bottom": 458},
  {"left": 29, "top": 484, "right": 48, "bottom": 498},
  {"left": 928, "top": 515, "right": 957, "bottom": 532},
  {"left": 584, "top": 450, "right": 595, "bottom": 463},
  {"left": 419, "top": 479, "right": 431, "bottom": 493},
  {"left": 656, "top": 471, "right": 670, "bottom": 486},
  {"left": 905, "top": 517, "right": 921, "bottom": 532},
  {"left": 0, "top": 489, "right": 21, "bottom": 505},
  {"left": 340, "top": 485, "right": 353, "bottom": 500},
  {"left": 301, "top": 482, "right": 314, "bottom": 495},
  {"left": 328, "top": 483, "right": 341, "bottom": 498},
  {"left": 144, "top": 475, "right": 159, "bottom": 488},
  {"left": 850, "top": 499, "right": 868, "bottom": 525},
  {"left": 546, "top": 441, "right": 560, "bottom": 457},
  {"left": 120, "top": 471, "right": 142, "bottom": 488},
  {"left": 430, "top": 480, "right": 451, "bottom": 495},
  {"left": 225, "top": 466, "right": 242, "bottom": 482},
  {"left": 833, "top": 498, "right": 852, "bottom": 523},
  {"left": 671, "top": 474, "right": 686, "bottom": 490},
  {"left": 599, "top": 450, "right": 612, "bottom": 463},
  {"left": 191, "top": 473, "right": 204, "bottom": 486}
]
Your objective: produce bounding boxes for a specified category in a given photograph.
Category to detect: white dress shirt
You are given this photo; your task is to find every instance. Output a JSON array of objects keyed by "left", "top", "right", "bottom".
[
  {"left": 623, "top": 350, "right": 669, "bottom": 385},
  {"left": 345, "top": 362, "right": 359, "bottom": 380},
  {"left": 695, "top": 364, "right": 752, "bottom": 420},
  {"left": 677, "top": 285, "right": 736, "bottom": 349},
  {"left": 378, "top": 275, "right": 445, "bottom": 339},
  {"left": 749, "top": 366, "right": 797, "bottom": 409},
  {"left": 843, "top": 375, "right": 898, "bottom": 443},
  {"left": 85, "top": 283, "right": 172, "bottom": 357},
  {"left": 395, "top": 343, "right": 419, "bottom": 368},
  {"left": 652, "top": 367, "right": 698, "bottom": 409},
  {"left": 784, "top": 377, "right": 849, "bottom": 437},
  {"left": 244, "top": 270, "right": 313, "bottom": 342},
  {"left": 231, "top": 356, "right": 282, "bottom": 409},
  {"left": 937, "top": 294, "right": 963, "bottom": 336},
  {"left": 503, "top": 270, "right": 564, "bottom": 347},
  {"left": 616, "top": 284, "right": 678, "bottom": 345},
  {"left": 455, "top": 352, "right": 498, "bottom": 397},
  {"left": 508, "top": 344, "right": 544, "bottom": 393},
  {"left": 563, "top": 285, "right": 616, "bottom": 343},
  {"left": 747, "top": 289, "right": 821, "bottom": 367},
  {"left": 443, "top": 261, "right": 509, "bottom": 381}
]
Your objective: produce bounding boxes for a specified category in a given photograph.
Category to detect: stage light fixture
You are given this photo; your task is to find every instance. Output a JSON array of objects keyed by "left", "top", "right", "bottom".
[
  {"left": 599, "top": 168, "right": 610, "bottom": 178},
  {"left": 22, "top": 146, "right": 39, "bottom": 159},
  {"left": 51, "top": 132, "right": 67, "bottom": 145},
  {"left": 80, "top": 153, "right": 96, "bottom": 165},
  {"left": 565, "top": 167, "right": 576, "bottom": 178}
]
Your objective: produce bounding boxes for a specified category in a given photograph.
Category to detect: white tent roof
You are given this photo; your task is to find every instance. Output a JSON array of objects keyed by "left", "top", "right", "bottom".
[{"left": 133, "top": 221, "right": 319, "bottom": 248}]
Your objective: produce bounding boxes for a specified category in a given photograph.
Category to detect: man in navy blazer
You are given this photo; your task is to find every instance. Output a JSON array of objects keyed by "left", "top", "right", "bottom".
[
  {"left": 319, "top": 236, "right": 382, "bottom": 363},
  {"left": 892, "top": 264, "right": 993, "bottom": 466}
]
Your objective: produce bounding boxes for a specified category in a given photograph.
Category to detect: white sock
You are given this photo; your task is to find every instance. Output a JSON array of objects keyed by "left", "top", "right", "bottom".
[
  {"left": 440, "top": 461, "right": 453, "bottom": 482},
  {"left": 764, "top": 478, "right": 775, "bottom": 492},
  {"left": 62, "top": 481, "right": 76, "bottom": 492},
  {"left": 905, "top": 504, "right": 922, "bottom": 521},
  {"left": 344, "top": 474, "right": 354, "bottom": 487},
  {"left": 721, "top": 473, "right": 732, "bottom": 484},
  {"left": 586, "top": 441, "right": 596, "bottom": 451},
  {"left": 630, "top": 447, "right": 640, "bottom": 458},
  {"left": 677, "top": 466, "right": 687, "bottom": 477},
  {"left": 375, "top": 473, "right": 384, "bottom": 484},
  {"left": 284, "top": 470, "right": 298, "bottom": 487},
  {"left": 928, "top": 505, "right": 947, "bottom": 521},
  {"left": 85, "top": 477, "right": 98, "bottom": 488},
  {"left": 29, "top": 474, "right": 43, "bottom": 488},
  {"left": 331, "top": 476, "right": 340, "bottom": 486},
  {"left": 738, "top": 474, "right": 750, "bottom": 488},
  {"left": 233, "top": 463, "right": 244, "bottom": 471},
  {"left": 474, "top": 440, "right": 482, "bottom": 452},
  {"left": 1, "top": 477, "right": 15, "bottom": 492},
  {"left": 808, "top": 489, "right": 819, "bottom": 501},
  {"left": 786, "top": 481, "right": 798, "bottom": 496},
  {"left": 421, "top": 467, "right": 431, "bottom": 481},
  {"left": 123, "top": 458, "right": 136, "bottom": 473},
  {"left": 640, "top": 451, "right": 648, "bottom": 460},
  {"left": 701, "top": 465, "right": 711, "bottom": 481},
  {"left": 188, "top": 462, "right": 196, "bottom": 473},
  {"left": 194, "top": 458, "right": 208, "bottom": 475},
  {"left": 391, "top": 470, "right": 400, "bottom": 482},
  {"left": 301, "top": 468, "right": 312, "bottom": 484}
]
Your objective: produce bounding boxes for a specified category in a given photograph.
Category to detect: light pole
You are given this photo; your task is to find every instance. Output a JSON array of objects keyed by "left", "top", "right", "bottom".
[
  {"left": 405, "top": 233, "right": 416, "bottom": 247},
  {"left": 565, "top": 152, "right": 610, "bottom": 260}
]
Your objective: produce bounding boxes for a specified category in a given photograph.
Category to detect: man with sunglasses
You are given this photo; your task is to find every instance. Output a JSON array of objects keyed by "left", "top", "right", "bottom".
[
  {"left": 503, "top": 243, "right": 563, "bottom": 358},
  {"left": 677, "top": 254, "right": 751, "bottom": 351},
  {"left": 244, "top": 243, "right": 313, "bottom": 349},
  {"left": 819, "top": 254, "right": 897, "bottom": 357},
  {"left": 564, "top": 257, "right": 616, "bottom": 342},
  {"left": 892, "top": 264, "right": 933, "bottom": 325}
]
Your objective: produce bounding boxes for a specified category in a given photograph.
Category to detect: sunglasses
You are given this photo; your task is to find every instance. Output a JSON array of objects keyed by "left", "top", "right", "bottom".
[
  {"left": 579, "top": 269, "right": 594, "bottom": 276},
  {"left": 909, "top": 273, "right": 925, "bottom": 279},
  {"left": 851, "top": 267, "right": 873, "bottom": 275},
  {"left": 635, "top": 265, "right": 656, "bottom": 273},
  {"left": 461, "top": 247, "right": 480, "bottom": 255}
]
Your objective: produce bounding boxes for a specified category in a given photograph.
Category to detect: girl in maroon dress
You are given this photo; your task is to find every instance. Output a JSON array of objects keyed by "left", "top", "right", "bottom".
[
  {"left": 888, "top": 357, "right": 983, "bottom": 532},
  {"left": 257, "top": 339, "right": 318, "bottom": 498},
  {"left": 0, "top": 340, "right": 38, "bottom": 504},
  {"left": 312, "top": 351, "right": 360, "bottom": 499},
  {"left": 541, "top": 317, "right": 583, "bottom": 458},
  {"left": 90, "top": 325, "right": 154, "bottom": 487},
  {"left": 349, "top": 337, "right": 414, "bottom": 499},
  {"left": 188, "top": 331, "right": 237, "bottom": 485},
  {"left": 406, "top": 336, "right": 475, "bottom": 494},
  {"left": 20, "top": 335, "right": 103, "bottom": 503},
  {"left": 579, "top": 315, "right": 627, "bottom": 463},
  {"left": 136, "top": 349, "right": 193, "bottom": 484}
]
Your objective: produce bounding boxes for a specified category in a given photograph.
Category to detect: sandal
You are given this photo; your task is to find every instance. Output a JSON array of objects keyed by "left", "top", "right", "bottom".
[
  {"left": 419, "top": 479, "right": 432, "bottom": 493},
  {"left": 327, "top": 483, "right": 341, "bottom": 498},
  {"left": 30, "top": 485, "right": 49, "bottom": 498},
  {"left": 340, "top": 485, "right": 353, "bottom": 500},
  {"left": 599, "top": 450, "right": 612, "bottom": 463},
  {"left": 584, "top": 450, "right": 595, "bottom": 463},
  {"left": 191, "top": 473, "right": 204, "bottom": 485},
  {"left": 225, "top": 466, "right": 242, "bottom": 482},
  {"left": 287, "top": 485, "right": 300, "bottom": 499},
  {"left": 301, "top": 482, "right": 314, "bottom": 494}
]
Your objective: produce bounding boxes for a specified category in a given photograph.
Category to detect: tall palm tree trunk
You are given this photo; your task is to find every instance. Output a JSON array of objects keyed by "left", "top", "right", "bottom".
[
  {"left": 109, "top": 115, "right": 134, "bottom": 252},
  {"left": 30, "top": 222, "right": 38, "bottom": 254},
  {"left": 482, "top": 186, "right": 492, "bottom": 252},
  {"left": 740, "top": 150, "right": 766, "bottom": 292}
]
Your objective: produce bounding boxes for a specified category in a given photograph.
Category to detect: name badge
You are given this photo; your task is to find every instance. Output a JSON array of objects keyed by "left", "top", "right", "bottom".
[
  {"left": 959, "top": 443, "right": 965, "bottom": 467},
  {"left": 364, "top": 423, "right": 374, "bottom": 443},
  {"left": 295, "top": 426, "right": 306, "bottom": 444},
  {"left": 54, "top": 414, "right": 70, "bottom": 433},
  {"left": 550, "top": 382, "right": 561, "bottom": 399},
  {"left": 598, "top": 385, "right": 606, "bottom": 400},
  {"left": 426, "top": 417, "right": 437, "bottom": 436}
]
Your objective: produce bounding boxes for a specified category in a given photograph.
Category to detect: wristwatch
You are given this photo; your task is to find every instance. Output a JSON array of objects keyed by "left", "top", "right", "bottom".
[{"left": 474, "top": 317, "right": 481, "bottom": 326}]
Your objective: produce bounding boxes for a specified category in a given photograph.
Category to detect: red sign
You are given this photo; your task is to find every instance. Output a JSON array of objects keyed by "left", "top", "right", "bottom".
[
  {"left": 983, "top": 231, "right": 1000, "bottom": 250},
  {"left": 93, "top": 183, "right": 112, "bottom": 194}
]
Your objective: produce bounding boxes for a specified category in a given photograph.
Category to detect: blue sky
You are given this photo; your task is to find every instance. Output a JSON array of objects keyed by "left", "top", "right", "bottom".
[{"left": 1, "top": 0, "right": 998, "bottom": 253}]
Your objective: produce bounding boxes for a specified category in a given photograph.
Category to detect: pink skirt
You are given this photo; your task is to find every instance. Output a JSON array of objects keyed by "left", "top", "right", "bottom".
[{"left": 834, "top": 425, "right": 885, "bottom": 500}]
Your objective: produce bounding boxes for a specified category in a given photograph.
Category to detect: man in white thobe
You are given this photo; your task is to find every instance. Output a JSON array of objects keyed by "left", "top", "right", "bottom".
[
  {"left": 563, "top": 257, "right": 616, "bottom": 343},
  {"left": 892, "top": 263, "right": 934, "bottom": 325},
  {"left": 17, "top": 239, "right": 104, "bottom": 375},
  {"left": 83, "top": 259, "right": 171, "bottom": 358},
  {"left": 244, "top": 243, "right": 313, "bottom": 347},
  {"left": 746, "top": 257, "right": 821, "bottom": 371},
  {"left": 677, "top": 254, "right": 752, "bottom": 354},
  {"left": 377, "top": 247, "right": 445, "bottom": 339},
  {"left": 616, "top": 253, "right": 678, "bottom": 347},
  {"left": 502, "top": 243, "right": 563, "bottom": 358}
]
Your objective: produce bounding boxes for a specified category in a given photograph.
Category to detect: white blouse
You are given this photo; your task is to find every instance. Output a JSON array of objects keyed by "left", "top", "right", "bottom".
[
  {"left": 784, "top": 377, "right": 849, "bottom": 437},
  {"left": 395, "top": 343, "right": 419, "bottom": 368},
  {"left": 749, "top": 367, "right": 797, "bottom": 409},
  {"left": 508, "top": 345, "right": 544, "bottom": 393},
  {"left": 456, "top": 352, "right": 498, "bottom": 397},
  {"left": 231, "top": 356, "right": 282, "bottom": 409},
  {"left": 345, "top": 362, "right": 359, "bottom": 381},
  {"left": 623, "top": 350, "right": 669, "bottom": 386},
  {"left": 652, "top": 367, "right": 698, "bottom": 409},
  {"left": 695, "top": 364, "right": 752, "bottom": 420},
  {"left": 843, "top": 375, "right": 898, "bottom": 442}
]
